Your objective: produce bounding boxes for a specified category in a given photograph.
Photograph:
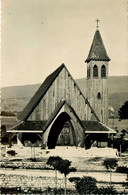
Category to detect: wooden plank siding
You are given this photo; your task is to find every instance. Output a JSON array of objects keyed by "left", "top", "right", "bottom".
[{"left": 28, "top": 66, "right": 92, "bottom": 122}]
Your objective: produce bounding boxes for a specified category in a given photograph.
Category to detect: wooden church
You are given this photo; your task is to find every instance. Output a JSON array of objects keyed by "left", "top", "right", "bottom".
[{"left": 9, "top": 28, "right": 115, "bottom": 149}]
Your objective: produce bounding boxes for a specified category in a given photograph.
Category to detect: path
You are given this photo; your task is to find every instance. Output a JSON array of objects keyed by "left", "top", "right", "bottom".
[{"left": 1, "top": 168, "right": 127, "bottom": 183}]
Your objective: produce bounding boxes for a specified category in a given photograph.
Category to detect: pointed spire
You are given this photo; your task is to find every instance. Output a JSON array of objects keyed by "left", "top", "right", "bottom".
[{"left": 85, "top": 30, "right": 110, "bottom": 63}]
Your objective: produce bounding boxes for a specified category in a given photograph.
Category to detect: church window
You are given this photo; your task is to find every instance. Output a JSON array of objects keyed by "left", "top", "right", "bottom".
[
  {"left": 101, "top": 65, "right": 106, "bottom": 77},
  {"left": 97, "top": 92, "right": 101, "bottom": 99},
  {"left": 93, "top": 65, "right": 98, "bottom": 77},
  {"left": 87, "top": 66, "right": 90, "bottom": 78}
]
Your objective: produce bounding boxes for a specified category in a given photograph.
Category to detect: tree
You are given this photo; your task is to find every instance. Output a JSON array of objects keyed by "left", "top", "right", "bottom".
[
  {"left": 121, "top": 129, "right": 128, "bottom": 138},
  {"left": 103, "top": 158, "right": 118, "bottom": 186},
  {"left": 75, "top": 176, "right": 98, "bottom": 194},
  {"left": 113, "top": 128, "right": 128, "bottom": 154},
  {"left": 47, "top": 156, "right": 62, "bottom": 189},
  {"left": 57, "top": 159, "right": 76, "bottom": 195},
  {"left": 118, "top": 101, "right": 128, "bottom": 120}
]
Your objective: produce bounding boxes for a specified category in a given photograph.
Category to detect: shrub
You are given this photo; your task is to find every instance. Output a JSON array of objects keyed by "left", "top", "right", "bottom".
[
  {"left": 1, "top": 187, "right": 21, "bottom": 194},
  {"left": 88, "top": 157, "right": 101, "bottom": 161},
  {"left": 69, "top": 177, "right": 81, "bottom": 182},
  {"left": 116, "top": 166, "right": 128, "bottom": 174},
  {"left": 46, "top": 187, "right": 76, "bottom": 194},
  {"left": 75, "top": 176, "right": 98, "bottom": 194},
  {"left": 7, "top": 150, "right": 17, "bottom": 156},
  {"left": 97, "top": 186, "right": 118, "bottom": 194},
  {"left": 113, "top": 138, "right": 128, "bottom": 152}
]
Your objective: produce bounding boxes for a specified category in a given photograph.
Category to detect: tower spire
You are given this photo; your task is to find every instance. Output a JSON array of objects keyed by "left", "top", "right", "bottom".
[
  {"left": 85, "top": 29, "right": 110, "bottom": 62},
  {"left": 96, "top": 18, "right": 100, "bottom": 30},
  {"left": 85, "top": 26, "right": 110, "bottom": 125}
]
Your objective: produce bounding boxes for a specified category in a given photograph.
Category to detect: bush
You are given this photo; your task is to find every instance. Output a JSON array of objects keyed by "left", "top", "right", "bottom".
[
  {"left": 88, "top": 157, "right": 101, "bottom": 161},
  {"left": 97, "top": 186, "right": 118, "bottom": 194},
  {"left": 116, "top": 166, "right": 128, "bottom": 174},
  {"left": 46, "top": 187, "right": 76, "bottom": 194},
  {"left": 7, "top": 150, "right": 17, "bottom": 156},
  {"left": 69, "top": 177, "right": 81, "bottom": 182},
  {"left": 75, "top": 176, "right": 98, "bottom": 194},
  {"left": 113, "top": 138, "right": 128, "bottom": 152},
  {"left": 1, "top": 187, "right": 21, "bottom": 194}
]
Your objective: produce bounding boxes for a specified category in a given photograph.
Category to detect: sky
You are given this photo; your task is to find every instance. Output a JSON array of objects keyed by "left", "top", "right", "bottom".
[{"left": 1, "top": 0, "right": 128, "bottom": 87}]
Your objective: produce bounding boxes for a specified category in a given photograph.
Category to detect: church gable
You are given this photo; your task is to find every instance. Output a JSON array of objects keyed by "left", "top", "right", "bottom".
[
  {"left": 18, "top": 64, "right": 64, "bottom": 121},
  {"left": 18, "top": 63, "right": 98, "bottom": 122},
  {"left": 28, "top": 64, "right": 87, "bottom": 121}
]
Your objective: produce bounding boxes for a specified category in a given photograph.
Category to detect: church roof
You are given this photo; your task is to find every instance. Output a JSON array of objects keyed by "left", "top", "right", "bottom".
[
  {"left": 18, "top": 64, "right": 95, "bottom": 121},
  {"left": 85, "top": 30, "right": 110, "bottom": 63},
  {"left": 10, "top": 100, "right": 84, "bottom": 133},
  {"left": 9, "top": 119, "right": 115, "bottom": 134},
  {"left": 82, "top": 121, "right": 115, "bottom": 133},
  {"left": 13, "top": 121, "right": 47, "bottom": 131},
  {"left": 18, "top": 64, "right": 65, "bottom": 121}
]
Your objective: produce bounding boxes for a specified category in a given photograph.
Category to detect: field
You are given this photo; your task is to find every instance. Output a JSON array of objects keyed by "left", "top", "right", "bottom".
[{"left": 1, "top": 145, "right": 128, "bottom": 194}]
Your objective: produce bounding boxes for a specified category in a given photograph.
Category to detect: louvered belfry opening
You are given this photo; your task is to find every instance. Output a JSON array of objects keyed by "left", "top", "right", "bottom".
[
  {"left": 101, "top": 65, "right": 106, "bottom": 77},
  {"left": 93, "top": 65, "right": 98, "bottom": 77}
]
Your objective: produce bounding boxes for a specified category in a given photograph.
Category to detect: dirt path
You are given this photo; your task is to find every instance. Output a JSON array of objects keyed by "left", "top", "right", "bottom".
[{"left": 1, "top": 168, "right": 127, "bottom": 183}]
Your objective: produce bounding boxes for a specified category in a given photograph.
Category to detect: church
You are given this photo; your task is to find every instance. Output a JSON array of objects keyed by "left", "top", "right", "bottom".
[{"left": 9, "top": 25, "right": 116, "bottom": 149}]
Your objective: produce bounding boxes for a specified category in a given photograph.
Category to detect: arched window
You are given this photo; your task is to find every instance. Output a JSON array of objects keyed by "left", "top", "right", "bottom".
[
  {"left": 93, "top": 65, "right": 98, "bottom": 77},
  {"left": 101, "top": 65, "right": 106, "bottom": 77},
  {"left": 87, "top": 66, "right": 90, "bottom": 78},
  {"left": 97, "top": 92, "right": 101, "bottom": 99}
]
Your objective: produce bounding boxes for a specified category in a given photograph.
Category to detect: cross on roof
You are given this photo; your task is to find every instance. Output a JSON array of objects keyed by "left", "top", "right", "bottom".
[{"left": 96, "top": 18, "right": 100, "bottom": 29}]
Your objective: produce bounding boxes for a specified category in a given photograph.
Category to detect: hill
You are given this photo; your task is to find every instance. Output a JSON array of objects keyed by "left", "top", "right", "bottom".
[
  {"left": 1, "top": 76, "right": 128, "bottom": 117},
  {"left": 76, "top": 76, "right": 128, "bottom": 117},
  {"left": 76, "top": 76, "right": 128, "bottom": 96}
]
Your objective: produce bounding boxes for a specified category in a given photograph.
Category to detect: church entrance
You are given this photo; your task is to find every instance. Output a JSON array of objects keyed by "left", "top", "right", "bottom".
[
  {"left": 56, "top": 121, "right": 73, "bottom": 146},
  {"left": 47, "top": 112, "right": 76, "bottom": 149}
]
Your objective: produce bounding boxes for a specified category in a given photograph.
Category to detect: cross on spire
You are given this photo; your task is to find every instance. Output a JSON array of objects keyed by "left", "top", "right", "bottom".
[{"left": 96, "top": 18, "right": 100, "bottom": 29}]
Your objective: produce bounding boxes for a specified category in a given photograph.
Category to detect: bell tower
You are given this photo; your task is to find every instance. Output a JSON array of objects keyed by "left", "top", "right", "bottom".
[{"left": 85, "top": 20, "right": 110, "bottom": 125}]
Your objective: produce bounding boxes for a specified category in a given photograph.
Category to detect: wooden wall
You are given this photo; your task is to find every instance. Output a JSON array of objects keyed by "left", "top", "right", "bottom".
[{"left": 28, "top": 66, "right": 92, "bottom": 121}]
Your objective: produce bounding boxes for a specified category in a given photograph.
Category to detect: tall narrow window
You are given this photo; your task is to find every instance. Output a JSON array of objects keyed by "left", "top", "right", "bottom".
[
  {"left": 87, "top": 66, "right": 90, "bottom": 78},
  {"left": 93, "top": 65, "right": 98, "bottom": 77},
  {"left": 97, "top": 92, "right": 101, "bottom": 99},
  {"left": 101, "top": 65, "right": 106, "bottom": 77}
]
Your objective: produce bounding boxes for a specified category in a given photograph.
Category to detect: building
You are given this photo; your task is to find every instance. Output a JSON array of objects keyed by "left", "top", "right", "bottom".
[
  {"left": 86, "top": 29, "right": 110, "bottom": 125},
  {"left": 8, "top": 27, "right": 115, "bottom": 149}
]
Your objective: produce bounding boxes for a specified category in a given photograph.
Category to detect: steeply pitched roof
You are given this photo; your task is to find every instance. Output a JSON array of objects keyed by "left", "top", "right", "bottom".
[
  {"left": 85, "top": 30, "right": 110, "bottom": 63},
  {"left": 18, "top": 64, "right": 95, "bottom": 121},
  {"left": 82, "top": 121, "right": 115, "bottom": 133},
  {"left": 10, "top": 100, "right": 84, "bottom": 133},
  {"left": 10, "top": 119, "right": 115, "bottom": 134},
  {"left": 18, "top": 64, "right": 65, "bottom": 121},
  {"left": 18, "top": 63, "right": 99, "bottom": 122},
  {"left": 13, "top": 121, "right": 47, "bottom": 131}
]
